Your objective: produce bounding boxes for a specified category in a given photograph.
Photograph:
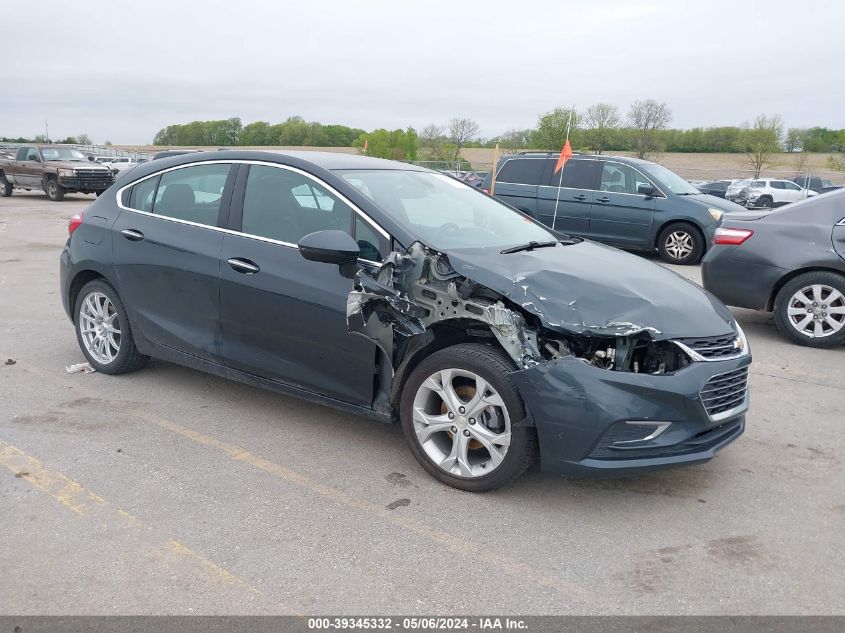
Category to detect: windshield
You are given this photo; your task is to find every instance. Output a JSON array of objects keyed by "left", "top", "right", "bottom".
[
  {"left": 642, "top": 164, "right": 700, "bottom": 194},
  {"left": 40, "top": 148, "right": 88, "bottom": 161},
  {"left": 335, "top": 169, "right": 555, "bottom": 250}
]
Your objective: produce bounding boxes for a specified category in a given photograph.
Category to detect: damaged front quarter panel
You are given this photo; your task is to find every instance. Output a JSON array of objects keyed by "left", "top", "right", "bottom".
[{"left": 347, "top": 242, "right": 542, "bottom": 372}]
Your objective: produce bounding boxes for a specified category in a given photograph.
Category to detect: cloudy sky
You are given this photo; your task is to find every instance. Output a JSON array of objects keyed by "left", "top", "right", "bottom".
[{"left": 5, "top": 0, "right": 843, "bottom": 144}]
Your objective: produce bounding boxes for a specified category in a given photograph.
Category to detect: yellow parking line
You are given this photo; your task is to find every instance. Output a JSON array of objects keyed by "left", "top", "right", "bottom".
[
  {"left": 0, "top": 437, "right": 265, "bottom": 601},
  {"left": 139, "top": 410, "right": 589, "bottom": 601}
]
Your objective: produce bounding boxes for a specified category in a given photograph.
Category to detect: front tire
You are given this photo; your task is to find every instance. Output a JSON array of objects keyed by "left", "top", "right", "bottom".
[
  {"left": 0, "top": 176, "right": 12, "bottom": 197},
  {"left": 773, "top": 272, "right": 845, "bottom": 348},
  {"left": 399, "top": 343, "right": 536, "bottom": 492},
  {"left": 657, "top": 222, "right": 704, "bottom": 265},
  {"left": 46, "top": 179, "right": 65, "bottom": 201},
  {"left": 74, "top": 279, "right": 149, "bottom": 374},
  {"left": 756, "top": 196, "right": 773, "bottom": 208}
]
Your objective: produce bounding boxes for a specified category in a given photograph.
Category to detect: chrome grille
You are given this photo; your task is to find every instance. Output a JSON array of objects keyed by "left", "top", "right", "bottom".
[
  {"left": 700, "top": 367, "right": 748, "bottom": 419},
  {"left": 677, "top": 334, "right": 739, "bottom": 359}
]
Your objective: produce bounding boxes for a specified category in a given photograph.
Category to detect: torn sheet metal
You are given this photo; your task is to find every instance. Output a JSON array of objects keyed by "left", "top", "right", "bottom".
[{"left": 347, "top": 243, "right": 541, "bottom": 369}]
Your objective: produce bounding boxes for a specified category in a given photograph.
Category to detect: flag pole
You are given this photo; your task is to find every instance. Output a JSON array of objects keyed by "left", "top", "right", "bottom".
[
  {"left": 490, "top": 143, "right": 499, "bottom": 196},
  {"left": 552, "top": 107, "right": 574, "bottom": 231}
]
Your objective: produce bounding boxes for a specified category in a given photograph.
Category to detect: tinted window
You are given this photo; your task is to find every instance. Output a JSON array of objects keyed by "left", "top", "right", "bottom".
[
  {"left": 546, "top": 160, "right": 599, "bottom": 189},
  {"left": 782, "top": 181, "right": 801, "bottom": 190},
  {"left": 768, "top": 181, "right": 784, "bottom": 189},
  {"left": 751, "top": 181, "right": 766, "bottom": 189},
  {"left": 129, "top": 176, "right": 159, "bottom": 212},
  {"left": 241, "top": 165, "right": 352, "bottom": 244},
  {"left": 496, "top": 158, "right": 545, "bottom": 185},
  {"left": 599, "top": 163, "right": 651, "bottom": 195},
  {"left": 25, "top": 148, "right": 39, "bottom": 161},
  {"left": 151, "top": 164, "right": 231, "bottom": 225}
]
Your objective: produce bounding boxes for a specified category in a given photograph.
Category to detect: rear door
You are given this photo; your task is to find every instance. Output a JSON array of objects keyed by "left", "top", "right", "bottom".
[
  {"left": 536, "top": 158, "right": 600, "bottom": 236},
  {"left": 491, "top": 157, "right": 545, "bottom": 217},
  {"left": 587, "top": 160, "right": 657, "bottom": 248},
  {"left": 219, "top": 163, "right": 385, "bottom": 406},
  {"left": 113, "top": 162, "right": 236, "bottom": 361}
]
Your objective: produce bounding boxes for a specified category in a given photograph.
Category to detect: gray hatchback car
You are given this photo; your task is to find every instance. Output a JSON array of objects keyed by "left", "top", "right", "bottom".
[{"left": 481, "top": 153, "right": 744, "bottom": 264}]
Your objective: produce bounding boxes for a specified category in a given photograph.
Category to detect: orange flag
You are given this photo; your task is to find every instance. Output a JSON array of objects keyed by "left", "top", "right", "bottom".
[{"left": 554, "top": 139, "right": 573, "bottom": 174}]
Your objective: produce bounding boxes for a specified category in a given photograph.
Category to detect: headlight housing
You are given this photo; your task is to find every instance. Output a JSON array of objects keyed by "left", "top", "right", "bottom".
[
  {"left": 57, "top": 168, "right": 75, "bottom": 177},
  {"left": 708, "top": 208, "right": 723, "bottom": 222}
]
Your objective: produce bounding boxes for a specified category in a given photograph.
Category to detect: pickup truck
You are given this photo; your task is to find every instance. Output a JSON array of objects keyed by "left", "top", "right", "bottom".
[{"left": 0, "top": 145, "right": 115, "bottom": 201}]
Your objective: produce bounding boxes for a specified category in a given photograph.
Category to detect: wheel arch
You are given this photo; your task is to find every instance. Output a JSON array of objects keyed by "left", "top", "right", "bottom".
[
  {"left": 387, "top": 320, "right": 513, "bottom": 416},
  {"left": 768, "top": 266, "right": 845, "bottom": 311},
  {"left": 68, "top": 269, "right": 116, "bottom": 323}
]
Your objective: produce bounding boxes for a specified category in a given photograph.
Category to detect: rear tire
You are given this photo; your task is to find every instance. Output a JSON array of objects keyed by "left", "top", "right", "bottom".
[
  {"left": 773, "top": 271, "right": 845, "bottom": 348},
  {"left": 399, "top": 343, "right": 536, "bottom": 492},
  {"left": 657, "top": 222, "right": 704, "bottom": 265},
  {"left": 74, "top": 279, "right": 149, "bottom": 374},
  {"left": 46, "top": 178, "right": 65, "bottom": 201},
  {"left": 0, "top": 176, "right": 11, "bottom": 197}
]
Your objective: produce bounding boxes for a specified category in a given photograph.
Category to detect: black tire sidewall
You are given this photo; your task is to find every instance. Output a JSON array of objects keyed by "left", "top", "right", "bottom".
[
  {"left": 399, "top": 343, "right": 534, "bottom": 492},
  {"left": 74, "top": 280, "right": 138, "bottom": 373},
  {"left": 657, "top": 223, "right": 704, "bottom": 265},
  {"left": 757, "top": 196, "right": 773, "bottom": 208},
  {"left": 773, "top": 272, "right": 845, "bottom": 348},
  {"left": 47, "top": 179, "right": 64, "bottom": 201},
  {"left": 0, "top": 178, "right": 11, "bottom": 197}
]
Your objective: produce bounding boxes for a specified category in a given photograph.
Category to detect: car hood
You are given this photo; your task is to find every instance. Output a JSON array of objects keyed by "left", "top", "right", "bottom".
[
  {"left": 446, "top": 240, "right": 735, "bottom": 340},
  {"left": 688, "top": 193, "right": 747, "bottom": 212}
]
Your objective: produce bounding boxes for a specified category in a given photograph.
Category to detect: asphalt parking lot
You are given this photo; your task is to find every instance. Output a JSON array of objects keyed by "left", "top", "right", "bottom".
[{"left": 1, "top": 192, "right": 843, "bottom": 616}]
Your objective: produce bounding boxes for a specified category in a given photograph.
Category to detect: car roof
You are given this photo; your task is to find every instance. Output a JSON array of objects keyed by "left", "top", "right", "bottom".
[{"left": 501, "top": 152, "right": 653, "bottom": 166}]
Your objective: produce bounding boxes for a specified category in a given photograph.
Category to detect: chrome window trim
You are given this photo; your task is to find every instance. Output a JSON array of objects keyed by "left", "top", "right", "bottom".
[
  {"left": 114, "top": 158, "right": 391, "bottom": 247},
  {"left": 836, "top": 217, "right": 845, "bottom": 226}
]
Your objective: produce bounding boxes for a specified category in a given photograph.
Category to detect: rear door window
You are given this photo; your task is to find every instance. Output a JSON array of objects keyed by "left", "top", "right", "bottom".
[
  {"left": 544, "top": 159, "right": 600, "bottom": 190},
  {"left": 153, "top": 164, "right": 232, "bottom": 225},
  {"left": 496, "top": 159, "right": 545, "bottom": 185},
  {"left": 599, "top": 163, "right": 649, "bottom": 194},
  {"left": 129, "top": 176, "right": 160, "bottom": 212}
]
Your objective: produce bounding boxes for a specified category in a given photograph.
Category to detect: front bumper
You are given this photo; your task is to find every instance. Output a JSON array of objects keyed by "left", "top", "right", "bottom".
[
  {"left": 58, "top": 176, "right": 114, "bottom": 192},
  {"left": 511, "top": 353, "right": 751, "bottom": 477}
]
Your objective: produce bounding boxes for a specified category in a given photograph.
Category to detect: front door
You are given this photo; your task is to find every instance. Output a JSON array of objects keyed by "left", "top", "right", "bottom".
[
  {"left": 536, "top": 158, "right": 600, "bottom": 236},
  {"left": 219, "top": 163, "right": 384, "bottom": 407},
  {"left": 112, "top": 162, "right": 235, "bottom": 361},
  {"left": 17, "top": 147, "right": 43, "bottom": 187},
  {"left": 588, "top": 161, "right": 657, "bottom": 248}
]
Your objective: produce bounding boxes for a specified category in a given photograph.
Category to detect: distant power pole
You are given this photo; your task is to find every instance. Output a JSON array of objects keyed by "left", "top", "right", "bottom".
[{"left": 45, "top": 120, "right": 49, "bottom": 143}]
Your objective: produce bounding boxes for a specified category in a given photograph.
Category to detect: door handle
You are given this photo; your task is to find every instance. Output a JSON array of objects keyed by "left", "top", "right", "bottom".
[
  {"left": 227, "top": 258, "right": 260, "bottom": 274},
  {"left": 573, "top": 194, "right": 587, "bottom": 201},
  {"left": 596, "top": 196, "right": 610, "bottom": 203},
  {"left": 121, "top": 229, "right": 144, "bottom": 241}
]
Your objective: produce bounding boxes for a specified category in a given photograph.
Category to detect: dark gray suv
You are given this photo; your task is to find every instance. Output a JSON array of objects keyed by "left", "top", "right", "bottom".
[{"left": 481, "top": 153, "right": 744, "bottom": 264}]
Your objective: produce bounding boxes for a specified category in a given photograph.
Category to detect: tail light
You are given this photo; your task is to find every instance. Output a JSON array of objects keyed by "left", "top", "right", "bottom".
[
  {"left": 714, "top": 227, "right": 753, "bottom": 245},
  {"left": 68, "top": 211, "right": 83, "bottom": 236}
]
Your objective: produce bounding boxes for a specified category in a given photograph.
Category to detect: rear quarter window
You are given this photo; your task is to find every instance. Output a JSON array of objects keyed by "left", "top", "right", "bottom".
[{"left": 496, "top": 159, "right": 545, "bottom": 185}]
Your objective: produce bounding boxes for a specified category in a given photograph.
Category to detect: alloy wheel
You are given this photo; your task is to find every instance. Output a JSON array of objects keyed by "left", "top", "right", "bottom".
[
  {"left": 664, "top": 231, "right": 694, "bottom": 260},
  {"left": 79, "top": 291, "right": 122, "bottom": 363},
  {"left": 786, "top": 284, "right": 845, "bottom": 338},
  {"left": 412, "top": 368, "right": 511, "bottom": 478}
]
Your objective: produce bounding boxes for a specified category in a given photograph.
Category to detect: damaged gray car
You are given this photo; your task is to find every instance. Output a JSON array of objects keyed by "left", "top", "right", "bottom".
[{"left": 60, "top": 151, "right": 751, "bottom": 491}]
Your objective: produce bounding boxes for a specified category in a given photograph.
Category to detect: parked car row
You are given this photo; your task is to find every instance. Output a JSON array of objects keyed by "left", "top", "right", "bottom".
[
  {"left": 725, "top": 178, "right": 817, "bottom": 208},
  {"left": 482, "top": 152, "right": 743, "bottom": 264}
]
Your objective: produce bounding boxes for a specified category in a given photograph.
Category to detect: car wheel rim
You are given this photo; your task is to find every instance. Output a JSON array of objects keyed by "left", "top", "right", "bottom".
[
  {"left": 786, "top": 284, "right": 845, "bottom": 338},
  {"left": 412, "top": 368, "right": 511, "bottom": 478},
  {"left": 665, "top": 231, "right": 694, "bottom": 260},
  {"left": 79, "top": 291, "right": 121, "bottom": 363}
]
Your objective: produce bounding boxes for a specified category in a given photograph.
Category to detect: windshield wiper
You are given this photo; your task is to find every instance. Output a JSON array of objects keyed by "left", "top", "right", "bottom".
[
  {"left": 500, "top": 240, "right": 557, "bottom": 254},
  {"left": 677, "top": 192, "right": 700, "bottom": 196}
]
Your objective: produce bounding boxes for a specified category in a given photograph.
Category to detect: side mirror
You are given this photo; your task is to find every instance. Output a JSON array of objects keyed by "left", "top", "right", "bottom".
[
  {"left": 88, "top": 155, "right": 95, "bottom": 161},
  {"left": 637, "top": 183, "right": 655, "bottom": 196},
  {"left": 298, "top": 230, "right": 360, "bottom": 265}
]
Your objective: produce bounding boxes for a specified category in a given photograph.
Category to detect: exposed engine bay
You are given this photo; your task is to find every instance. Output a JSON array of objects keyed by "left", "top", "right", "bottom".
[{"left": 347, "top": 242, "right": 691, "bottom": 380}]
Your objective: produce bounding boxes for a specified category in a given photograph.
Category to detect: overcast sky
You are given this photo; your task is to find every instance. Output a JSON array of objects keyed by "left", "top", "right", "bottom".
[{"left": 5, "top": 0, "right": 843, "bottom": 144}]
